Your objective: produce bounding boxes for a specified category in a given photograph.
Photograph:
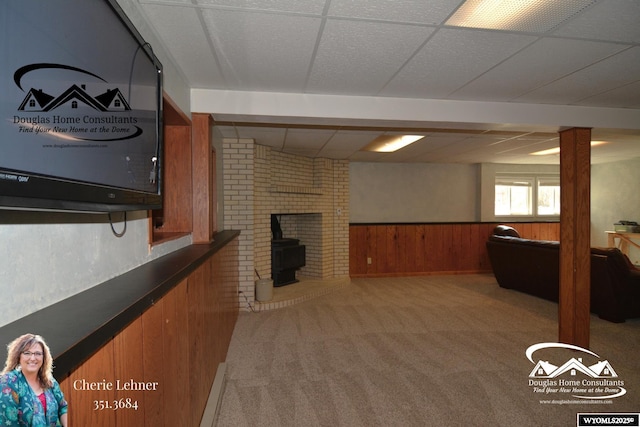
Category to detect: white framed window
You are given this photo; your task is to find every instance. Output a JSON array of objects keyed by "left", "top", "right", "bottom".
[
  {"left": 495, "top": 174, "right": 560, "bottom": 218},
  {"left": 537, "top": 176, "right": 560, "bottom": 216}
]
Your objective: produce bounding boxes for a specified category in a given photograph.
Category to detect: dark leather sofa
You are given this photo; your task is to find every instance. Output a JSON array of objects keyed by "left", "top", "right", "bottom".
[{"left": 486, "top": 225, "right": 640, "bottom": 323}]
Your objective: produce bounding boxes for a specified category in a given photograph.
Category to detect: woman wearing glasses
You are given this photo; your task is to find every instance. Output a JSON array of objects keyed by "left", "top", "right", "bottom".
[{"left": 0, "top": 334, "right": 68, "bottom": 426}]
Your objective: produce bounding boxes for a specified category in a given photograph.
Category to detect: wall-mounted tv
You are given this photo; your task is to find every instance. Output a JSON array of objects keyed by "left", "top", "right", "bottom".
[{"left": 0, "top": 0, "right": 163, "bottom": 213}]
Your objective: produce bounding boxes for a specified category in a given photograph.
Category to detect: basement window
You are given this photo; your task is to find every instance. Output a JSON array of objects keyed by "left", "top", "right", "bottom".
[
  {"left": 495, "top": 174, "right": 560, "bottom": 218},
  {"left": 536, "top": 176, "right": 560, "bottom": 216}
]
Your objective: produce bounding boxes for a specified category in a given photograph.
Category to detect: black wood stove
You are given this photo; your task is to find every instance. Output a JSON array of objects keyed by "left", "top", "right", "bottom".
[{"left": 271, "top": 215, "right": 306, "bottom": 286}]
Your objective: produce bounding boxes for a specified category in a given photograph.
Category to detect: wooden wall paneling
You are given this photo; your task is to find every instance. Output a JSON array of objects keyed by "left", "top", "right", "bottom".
[
  {"left": 161, "top": 280, "right": 191, "bottom": 426},
  {"left": 208, "top": 257, "right": 222, "bottom": 374},
  {"left": 468, "top": 223, "right": 480, "bottom": 270},
  {"left": 67, "top": 341, "right": 116, "bottom": 427},
  {"left": 163, "top": 93, "right": 191, "bottom": 127},
  {"left": 401, "top": 225, "right": 416, "bottom": 273},
  {"left": 55, "top": 238, "right": 239, "bottom": 426},
  {"left": 435, "top": 224, "right": 446, "bottom": 271},
  {"left": 350, "top": 226, "right": 366, "bottom": 275},
  {"left": 348, "top": 222, "right": 559, "bottom": 277},
  {"left": 452, "top": 224, "right": 464, "bottom": 271},
  {"left": 348, "top": 226, "right": 357, "bottom": 275},
  {"left": 206, "top": 257, "right": 225, "bottom": 364},
  {"left": 192, "top": 113, "right": 214, "bottom": 243},
  {"left": 161, "top": 125, "right": 193, "bottom": 233},
  {"left": 113, "top": 318, "right": 146, "bottom": 426},
  {"left": 414, "top": 225, "right": 426, "bottom": 273},
  {"left": 422, "top": 225, "right": 435, "bottom": 272},
  {"left": 219, "top": 240, "right": 240, "bottom": 357},
  {"left": 519, "top": 223, "right": 532, "bottom": 239},
  {"left": 481, "top": 222, "right": 496, "bottom": 269},
  {"left": 58, "top": 377, "right": 71, "bottom": 423},
  {"left": 188, "top": 267, "right": 207, "bottom": 424},
  {"left": 387, "top": 225, "right": 398, "bottom": 273},
  {"left": 366, "top": 226, "right": 377, "bottom": 275},
  {"left": 141, "top": 300, "right": 165, "bottom": 425}
]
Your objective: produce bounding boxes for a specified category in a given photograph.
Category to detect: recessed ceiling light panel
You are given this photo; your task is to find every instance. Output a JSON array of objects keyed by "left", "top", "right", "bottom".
[
  {"left": 361, "top": 135, "right": 425, "bottom": 153},
  {"left": 530, "top": 140, "right": 608, "bottom": 156},
  {"left": 446, "top": 0, "right": 597, "bottom": 32}
]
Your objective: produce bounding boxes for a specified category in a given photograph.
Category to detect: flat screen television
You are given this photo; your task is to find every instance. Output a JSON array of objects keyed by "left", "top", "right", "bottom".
[{"left": 0, "top": 0, "right": 163, "bottom": 213}]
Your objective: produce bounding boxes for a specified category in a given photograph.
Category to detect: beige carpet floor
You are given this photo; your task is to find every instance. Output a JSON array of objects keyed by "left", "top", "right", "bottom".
[{"left": 215, "top": 274, "right": 640, "bottom": 426}]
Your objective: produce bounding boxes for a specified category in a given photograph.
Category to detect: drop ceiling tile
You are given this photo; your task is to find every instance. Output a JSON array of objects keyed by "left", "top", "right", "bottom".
[
  {"left": 195, "top": 0, "right": 325, "bottom": 14},
  {"left": 516, "top": 46, "right": 640, "bottom": 105},
  {"left": 381, "top": 28, "right": 537, "bottom": 98},
  {"left": 320, "top": 131, "right": 382, "bottom": 150},
  {"left": 451, "top": 38, "right": 628, "bottom": 101},
  {"left": 577, "top": 80, "right": 640, "bottom": 108},
  {"left": 552, "top": 0, "right": 640, "bottom": 44},
  {"left": 306, "top": 19, "right": 435, "bottom": 95},
  {"left": 217, "top": 126, "right": 287, "bottom": 149},
  {"left": 284, "top": 129, "right": 335, "bottom": 149},
  {"left": 328, "top": 0, "right": 462, "bottom": 24},
  {"left": 145, "top": 0, "right": 193, "bottom": 4},
  {"left": 142, "top": 5, "right": 225, "bottom": 87},
  {"left": 316, "top": 149, "right": 359, "bottom": 159},
  {"left": 201, "top": 10, "right": 321, "bottom": 91}
]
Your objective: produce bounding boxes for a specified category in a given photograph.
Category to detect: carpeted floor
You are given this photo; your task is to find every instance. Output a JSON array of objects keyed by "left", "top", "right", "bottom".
[{"left": 215, "top": 274, "right": 640, "bottom": 426}]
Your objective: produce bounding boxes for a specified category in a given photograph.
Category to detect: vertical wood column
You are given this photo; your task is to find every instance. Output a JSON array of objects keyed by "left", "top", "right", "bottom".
[
  {"left": 192, "top": 113, "right": 215, "bottom": 243},
  {"left": 559, "top": 127, "right": 591, "bottom": 348}
]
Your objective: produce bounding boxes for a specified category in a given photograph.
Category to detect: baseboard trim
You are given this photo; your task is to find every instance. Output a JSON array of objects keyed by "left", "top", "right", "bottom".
[{"left": 200, "top": 362, "right": 227, "bottom": 427}]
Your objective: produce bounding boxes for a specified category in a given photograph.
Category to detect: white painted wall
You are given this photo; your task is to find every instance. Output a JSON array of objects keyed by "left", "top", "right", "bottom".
[
  {"left": 0, "top": 211, "right": 191, "bottom": 327},
  {"left": 349, "top": 162, "right": 479, "bottom": 223},
  {"left": 592, "top": 157, "right": 640, "bottom": 265}
]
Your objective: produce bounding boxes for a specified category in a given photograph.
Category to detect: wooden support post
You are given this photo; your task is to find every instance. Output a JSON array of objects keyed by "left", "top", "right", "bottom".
[
  {"left": 558, "top": 127, "right": 591, "bottom": 348},
  {"left": 192, "top": 113, "right": 216, "bottom": 243}
]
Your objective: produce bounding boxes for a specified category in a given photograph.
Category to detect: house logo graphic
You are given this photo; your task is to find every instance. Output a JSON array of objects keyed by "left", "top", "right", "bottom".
[
  {"left": 527, "top": 342, "right": 627, "bottom": 402},
  {"left": 12, "top": 63, "right": 142, "bottom": 142},
  {"left": 18, "top": 84, "right": 131, "bottom": 113}
]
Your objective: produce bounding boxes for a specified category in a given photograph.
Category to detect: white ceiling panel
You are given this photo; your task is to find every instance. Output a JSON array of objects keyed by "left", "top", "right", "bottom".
[
  {"left": 517, "top": 46, "right": 640, "bottom": 105},
  {"left": 328, "top": 0, "right": 460, "bottom": 24},
  {"left": 201, "top": 10, "right": 321, "bottom": 91},
  {"left": 380, "top": 28, "right": 537, "bottom": 98},
  {"left": 577, "top": 80, "right": 640, "bottom": 108},
  {"left": 451, "top": 38, "right": 628, "bottom": 101},
  {"left": 195, "top": 0, "right": 326, "bottom": 14},
  {"left": 136, "top": 0, "right": 640, "bottom": 164},
  {"left": 143, "top": 5, "right": 225, "bottom": 87},
  {"left": 315, "top": 131, "right": 377, "bottom": 158},
  {"left": 217, "top": 126, "right": 288, "bottom": 149},
  {"left": 307, "top": 20, "right": 434, "bottom": 94},
  {"left": 551, "top": 0, "right": 640, "bottom": 43},
  {"left": 283, "top": 128, "right": 335, "bottom": 150}
]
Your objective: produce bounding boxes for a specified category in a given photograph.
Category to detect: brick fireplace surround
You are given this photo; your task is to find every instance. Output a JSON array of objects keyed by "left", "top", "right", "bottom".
[{"left": 222, "top": 139, "right": 350, "bottom": 307}]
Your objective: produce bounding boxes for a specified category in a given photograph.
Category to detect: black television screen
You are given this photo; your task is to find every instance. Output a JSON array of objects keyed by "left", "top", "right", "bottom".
[{"left": 0, "top": 0, "right": 163, "bottom": 212}]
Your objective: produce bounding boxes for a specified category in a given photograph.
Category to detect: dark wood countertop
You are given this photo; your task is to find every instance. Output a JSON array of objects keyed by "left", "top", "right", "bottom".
[{"left": 0, "top": 230, "right": 240, "bottom": 380}]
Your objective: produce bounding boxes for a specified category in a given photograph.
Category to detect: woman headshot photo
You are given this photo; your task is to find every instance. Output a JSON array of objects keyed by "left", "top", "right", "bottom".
[{"left": 0, "top": 334, "right": 68, "bottom": 426}]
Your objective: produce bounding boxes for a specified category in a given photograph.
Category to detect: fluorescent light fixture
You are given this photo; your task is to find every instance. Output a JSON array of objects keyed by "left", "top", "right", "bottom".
[
  {"left": 530, "top": 146, "right": 560, "bottom": 156},
  {"left": 361, "top": 135, "right": 425, "bottom": 153},
  {"left": 446, "top": 0, "right": 597, "bottom": 32},
  {"left": 530, "top": 140, "right": 608, "bottom": 156}
]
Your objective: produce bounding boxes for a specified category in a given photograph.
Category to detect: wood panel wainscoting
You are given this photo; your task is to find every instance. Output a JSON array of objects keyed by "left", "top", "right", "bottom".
[
  {"left": 349, "top": 222, "right": 560, "bottom": 277},
  {"left": 58, "top": 237, "right": 238, "bottom": 426},
  {"left": 0, "top": 231, "right": 239, "bottom": 427}
]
